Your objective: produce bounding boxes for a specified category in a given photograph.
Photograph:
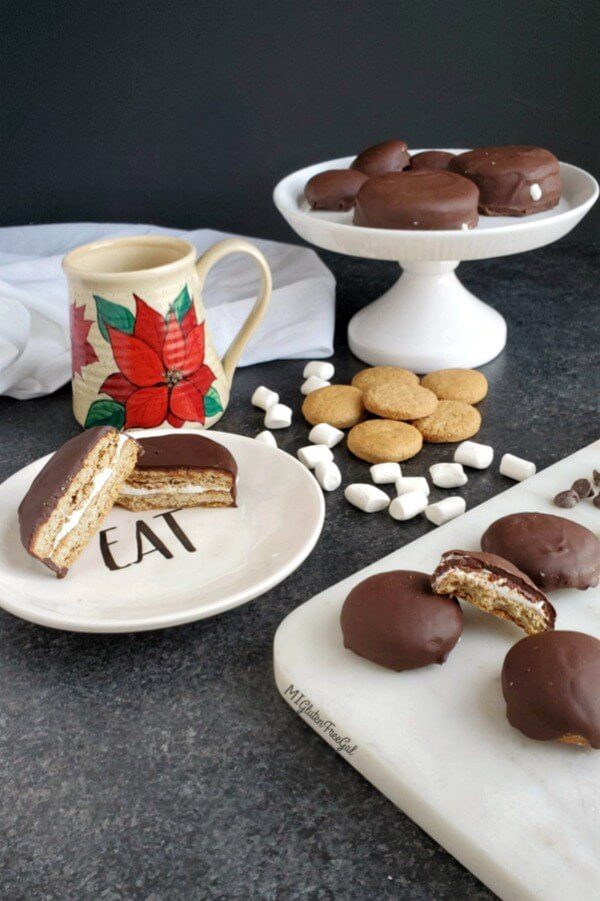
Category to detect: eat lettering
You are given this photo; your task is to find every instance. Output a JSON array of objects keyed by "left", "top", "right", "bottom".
[{"left": 99, "top": 509, "right": 196, "bottom": 571}]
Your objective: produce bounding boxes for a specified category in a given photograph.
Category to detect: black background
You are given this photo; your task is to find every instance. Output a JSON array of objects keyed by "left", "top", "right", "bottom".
[{"left": 1, "top": 0, "right": 598, "bottom": 241}]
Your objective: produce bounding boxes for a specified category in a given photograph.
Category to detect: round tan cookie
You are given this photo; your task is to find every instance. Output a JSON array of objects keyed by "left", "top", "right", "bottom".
[
  {"left": 351, "top": 366, "right": 419, "bottom": 393},
  {"left": 421, "top": 368, "right": 488, "bottom": 404},
  {"left": 363, "top": 382, "right": 438, "bottom": 420},
  {"left": 413, "top": 400, "right": 481, "bottom": 443},
  {"left": 302, "top": 384, "right": 365, "bottom": 429},
  {"left": 347, "top": 419, "right": 423, "bottom": 464}
]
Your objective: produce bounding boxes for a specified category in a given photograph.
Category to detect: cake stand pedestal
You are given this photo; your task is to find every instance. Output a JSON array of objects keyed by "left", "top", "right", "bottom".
[
  {"left": 274, "top": 152, "right": 597, "bottom": 372},
  {"left": 347, "top": 260, "right": 506, "bottom": 371}
]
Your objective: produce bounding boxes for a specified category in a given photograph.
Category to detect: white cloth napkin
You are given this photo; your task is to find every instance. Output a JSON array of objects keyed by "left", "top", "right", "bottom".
[{"left": 0, "top": 223, "right": 335, "bottom": 400}]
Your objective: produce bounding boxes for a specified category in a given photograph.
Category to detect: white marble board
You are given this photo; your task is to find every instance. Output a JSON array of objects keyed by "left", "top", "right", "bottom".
[{"left": 274, "top": 441, "right": 600, "bottom": 900}]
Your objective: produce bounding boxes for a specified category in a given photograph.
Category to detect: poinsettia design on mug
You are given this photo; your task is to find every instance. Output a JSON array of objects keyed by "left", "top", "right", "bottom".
[
  {"left": 84, "top": 287, "right": 223, "bottom": 429},
  {"left": 70, "top": 302, "right": 99, "bottom": 377}
]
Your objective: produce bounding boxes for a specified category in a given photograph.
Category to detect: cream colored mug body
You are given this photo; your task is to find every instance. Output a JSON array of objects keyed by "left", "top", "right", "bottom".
[{"left": 63, "top": 236, "right": 272, "bottom": 430}]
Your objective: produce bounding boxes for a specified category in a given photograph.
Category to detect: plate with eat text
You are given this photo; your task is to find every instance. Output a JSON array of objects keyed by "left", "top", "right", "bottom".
[{"left": 0, "top": 430, "right": 324, "bottom": 632}]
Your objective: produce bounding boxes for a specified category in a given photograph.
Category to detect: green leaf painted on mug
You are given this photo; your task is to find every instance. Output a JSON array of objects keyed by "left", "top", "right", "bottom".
[
  {"left": 203, "top": 386, "right": 223, "bottom": 418},
  {"left": 94, "top": 295, "right": 135, "bottom": 342},
  {"left": 84, "top": 399, "right": 126, "bottom": 429},
  {"left": 170, "top": 285, "right": 192, "bottom": 323}
]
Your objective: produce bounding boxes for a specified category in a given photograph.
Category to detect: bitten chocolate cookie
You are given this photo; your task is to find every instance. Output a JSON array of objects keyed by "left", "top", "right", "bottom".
[
  {"left": 363, "top": 382, "right": 438, "bottom": 420},
  {"left": 347, "top": 419, "right": 422, "bottom": 464},
  {"left": 350, "top": 139, "right": 410, "bottom": 177},
  {"left": 410, "top": 150, "right": 455, "bottom": 172},
  {"left": 341, "top": 570, "right": 463, "bottom": 671},
  {"left": 431, "top": 550, "right": 556, "bottom": 635},
  {"left": 502, "top": 631, "right": 600, "bottom": 748},
  {"left": 304, "top": 169, "right": 369, "bottom": 211},
  {"left": 351, "top": 366, "right": 419, "bottom": 392},
  {"left": 354, "top": 171, "right": 479, "bottom": 230},
  {"left": 481, "top": 512, "right": 600, "bottom": 590},
  {"left": 413, "top": 400, "right": 481, "bottom": 443},
  {"left": 18, "top": 427, "right": 140, "bottom": 578},
  {"left": 302, "top": 384, "right": 365, "bottom": 429},
  {"left": 421, "top": 369, "right": 488, "bottom": 404},
  {"left": 449, "top": 145, "right": 561, "bottom": 216}
]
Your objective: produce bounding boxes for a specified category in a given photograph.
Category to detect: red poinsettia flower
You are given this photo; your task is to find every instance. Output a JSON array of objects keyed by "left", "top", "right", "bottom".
[
  {"left": 70, "top": 303, "right": 99, "bottom": 377},
  {"left": 100, "top": 295, "right": 216, "bottom": 428}
]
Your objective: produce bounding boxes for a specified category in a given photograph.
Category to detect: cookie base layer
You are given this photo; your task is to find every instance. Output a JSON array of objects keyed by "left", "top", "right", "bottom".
[{"left": 117, "top": 490, "right": 234, "bottom": 511}]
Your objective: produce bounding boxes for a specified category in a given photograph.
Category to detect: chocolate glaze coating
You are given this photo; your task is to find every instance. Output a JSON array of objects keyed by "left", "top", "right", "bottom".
[
  {"left": 135, "top": 434, "right": 237, "bottom": 486},
  {"left": 18, "top": 426, "right": 119, "bottom": 576},
  {"left": 481, "top": 512, "right": 600, "bottom": 591},
  {"left": 502, "top": 631, "right": 600, "bottom": 748},
  {"left": 304, "top": 169, "right": 369, "bottom": 211},
  {"left": 350, "top": 140, "right": 410, "bottom": 177},
  {"left": 432, "top": 549, "right": 556, "bottom": 629},
  {"left": 354, "top": 171, "right": 479, "bottom": 230},
  {"left": 340, "top": 570, "right": 463, "bottom": 671},
  {"left": 449, "top": 145, "right": 561, "bottom": 216},
  {"left": 410, "top": 151, "right": 455, "bottom": 172}
]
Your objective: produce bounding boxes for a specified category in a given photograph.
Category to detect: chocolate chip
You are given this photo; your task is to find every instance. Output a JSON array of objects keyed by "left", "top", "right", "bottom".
[
  {"left": 572, "top": 478, "right": 593, "bottom": 499},
  {"left": 554, "top": 489, "right": 580, "bottom": 508},
  {"left": 594, "top": 493, "right": 600, "bottom": 509},
  {"left": 593, "top": 469, "right": 600, "bottom": 487}
]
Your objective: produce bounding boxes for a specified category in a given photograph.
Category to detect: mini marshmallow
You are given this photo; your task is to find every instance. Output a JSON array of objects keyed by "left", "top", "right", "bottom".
[
  {"left": 301, "top": 375, "right": 330, "bottom": 395},
  {"left": 315, "top": 460, "right": 342, "bottom": 492},
  {"left": 529, "top": 183, "right": 542, "bottom": 201},
  {"left": 454, "top": 440, "right": 494, "bottom": 470},
  {"left": 345, "top": 484, "right": 390, "bottom": 513},
  {"left": 370, "top": 462, "right": 401, "bottom": 485},
  {"left": 389, "top": 490, "right": 428, "bottom": 521},
  {"left": 425, "top": 496, "right": 466, "bottom": 526},
  {"left": 303, "top": 360, "right": 335, "bottom": 381},
  {"left": 396, "top": 476, "right": 430, "bottom": 496},
  {"left": 429, "top": 462, "right": 468, "bottom": 489},
  {"left": 264, "top": 403, "right": 292, "bottom": 429},
  {"left": 500, "top": 453, "right": 536, "bottom": 482},
  {"left": 297, "top": 444, "right": 334, "bottom": 470},
  {"left": 255, "top": 430, "right": 277, "bottom": 447},
  {"left": 251, "top": 385, "right": 279, "bottom": 410},
  {"left": 308, "top": 423, "right": 344, "bottom": 448}
]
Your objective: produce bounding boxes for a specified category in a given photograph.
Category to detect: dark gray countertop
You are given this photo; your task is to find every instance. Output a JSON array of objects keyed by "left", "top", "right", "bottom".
[{"left": 0, "top": 239, "right": 598, "bottom": 900}]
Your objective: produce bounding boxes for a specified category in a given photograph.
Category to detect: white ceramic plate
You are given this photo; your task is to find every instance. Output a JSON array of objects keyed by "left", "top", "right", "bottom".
[
  {"left": 0, "top": 430, "right": 325, "bottom": 632},
  {"left": 273, "top": 150, "right": 599, "bottom": 261}
]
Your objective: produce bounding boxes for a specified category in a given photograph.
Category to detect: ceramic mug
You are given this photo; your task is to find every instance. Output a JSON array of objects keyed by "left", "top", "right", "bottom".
[{"left": 63, "top": 235, "right": 272, "bottom": 430}]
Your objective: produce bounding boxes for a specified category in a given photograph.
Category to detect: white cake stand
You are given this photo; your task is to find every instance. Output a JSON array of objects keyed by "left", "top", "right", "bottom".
[{"left": 273, "top": 151, "right": 598, "bottom": 371}]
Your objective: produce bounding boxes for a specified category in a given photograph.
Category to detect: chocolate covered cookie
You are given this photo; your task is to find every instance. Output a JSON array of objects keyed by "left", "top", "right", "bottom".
[
  {"left": 18, "top": 427, "right": 140, "bottom": 577},
  {"left": 354, "top": 171, "right": 479, "bottom": 230},
  {"left": 304, "top": 169, "right": 369, "bottom": 211},
  {"left": 502, "top": 631, "right": 600, "bottom": 748},
  {"left": 350, "top": 139, "right": 410, "bottom": 177},
  {"left": 449, "top": 145, "right": 561, "bottom": 216},
  {"left": 117, "top": 434, "right": 237, "bottom": 511},
  {"left": 432, "top": 550, "right": 556, "bottom": 634},
  {"left": 341, "top": 570, "right": 463, "bottom": 671},
  {"left": 481, "top": 512, "right": 600, "bottom": 591},
  {"left": 410, "top": 150, "right": 455, "bottom": 172}
]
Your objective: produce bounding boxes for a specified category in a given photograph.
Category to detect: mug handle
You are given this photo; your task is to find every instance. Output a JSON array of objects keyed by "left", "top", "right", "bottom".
[{"left": 195, "top": 238, "right": 273, "bottom": 386}]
